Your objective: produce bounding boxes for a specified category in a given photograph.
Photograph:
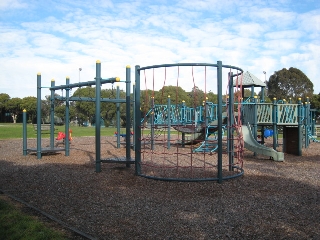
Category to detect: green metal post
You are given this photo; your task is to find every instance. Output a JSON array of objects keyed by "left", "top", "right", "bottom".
[
  {"left": 50, "top": 79, "right": 55, "bottom": 149},
  {"left": 151, "top": 97, "right": 155, "bottom": 150},
  {"left": 125, "top": 65, "right": 131, "bottom": 167},
  {"left": 36, "top": 73, "right": 42, "bottom": 159},
  {"left": 65, "top": 77, "right": 70, "bottom": 156},
  {"left": 253, "top": 96, "right": 258, "bottom": 156},
  {"left": 23, "top": 109, "right": 27, "bottom": 155},
  {"left": 116, "top": 85, "right": 120, "bottom": 148},
  {"left": 217, "top": 61, "right": 223, "bottom": 183},
  {"left": 272, "top": 98, "right": 277, "bottom": 150},
  {"left": 135, "top": 65, "right": 141, "bottom": 175},
  {"left": 228, "top": 72, "right": 234, "bottom": 171},
  {"left": 305, "top": 98, "right": 311, "bottom": 148},
  {"left": 261, "top": 87, "right": 265, "bottom": 103},
  {"left": 298, "top": 98, "right": 302, "bottom": 156},
  {"left": 95, "top": 60, "right": 102, "bottom": 172},
  {"left": 204, "top": 100, "right": 208, "bottom": 150},
  {"left": 167, "top": 95, "right": 171, "bottom": 149},
  {"left": 133, "top": 83, "right": 136, "bottom": 151},
  {"left": 181, "top": 100, "right": 185, "bottom": 148}
]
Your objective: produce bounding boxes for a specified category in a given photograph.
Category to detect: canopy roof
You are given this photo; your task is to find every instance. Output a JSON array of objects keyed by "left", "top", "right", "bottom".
[{"left": 233, "top": 71, "right": 266, "bottom": 87}]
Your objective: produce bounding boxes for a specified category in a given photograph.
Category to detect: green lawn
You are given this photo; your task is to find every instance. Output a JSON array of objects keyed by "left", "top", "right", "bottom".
[
  {"left": 1, "top": 123, "right": 318, "bottom": 141},
  {"left": 0, "top": 197, "right": 67, "bottom": 240},
  {"left": 0, "top": 123, "right": 126, "bottom": 140}
]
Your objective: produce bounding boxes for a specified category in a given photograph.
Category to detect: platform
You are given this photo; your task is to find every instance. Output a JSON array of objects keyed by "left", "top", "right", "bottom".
[
  {"left": 27, "top": 147, "right": 65, "bottom": 153},
  {"left": 101, "top": 157, "right": 135, "bottom": 164}
]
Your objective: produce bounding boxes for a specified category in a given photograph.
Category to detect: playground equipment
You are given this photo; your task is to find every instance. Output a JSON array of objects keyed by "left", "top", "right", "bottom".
[
  {"left": 56, "top": 129, "right": 73, "bottom": 142},
  {"left": 134, "top": 62, "right": 245, "bottom": 183},
  {"left": 23, "top": 61, "right": 133, "bottom": 170},
  {"left": 23, "top": 60, "right": 319, "bottom": 184},
  {"left": 241, "top": 96, "right": 318, "bottom": 156},
  {"left": 242, "top": 123, "right": 284, "bottom": 161}
]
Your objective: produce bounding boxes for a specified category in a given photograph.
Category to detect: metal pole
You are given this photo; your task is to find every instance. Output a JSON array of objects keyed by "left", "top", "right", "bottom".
[
  {"left": 50, "top": 79, "right": 55, "bottom": 149},
  {"left": 151, "top": 97, "right": 155, "bottom": 150},
  {"left": 253, "top": 96, "right": 258, "bottom": 156},
  {"left": 23, "top": 109, "right": 27, "bottom": 155},
  {"left": 181, "top": 100, "right": 185, "bottom": 148},
  {"left": 125, "top": 65, "right": 131, "bottom": 167},
  {"left": 65, "top": 77, "right": 70, "bottom": 156},
  {"left": 37, "top": 73, "right": 42, "bottom": 159},
  {"left": 262, "top": 71, "right": 266, "bottom": 103},
  {"left": 304, "top": 98, "right": 309, "bottom": 148},
  {"left": 272, "top": 98, "right": 277, "bottom": 150},
  {"left": 95, "top": 60, "right": 102, "bottom": 172},
  {"left": 298, "top": 98, "right": 302, "bottom": 156},
  {"left": 167, "top": 95, "right": 171, "bottom": 149},
  {"left": 133, "top": 83, "right": 136, "bottom": 151},
  {"left": 135, "top": 65, "right": 141, "bottom": 175},
  {"left": 217, "top": 61, "right": 223, "bottom": 183},
  {"left": 116, "top": 85, "right": 120, "bottom": 148},
  {"left": 228, "top": 72, "right": 234, "bottom": 170}
]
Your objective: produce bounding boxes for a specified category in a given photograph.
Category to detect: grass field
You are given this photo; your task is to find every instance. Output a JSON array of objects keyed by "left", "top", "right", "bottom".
[
  {"left": 1, "top": 123, "right": 319, "bottom": 140},
  {"left": 0, "top": 123, "right": 127, "bottom": 140},
  {"left": 0, "top": 196, "right": 67, "bottom": 240}
]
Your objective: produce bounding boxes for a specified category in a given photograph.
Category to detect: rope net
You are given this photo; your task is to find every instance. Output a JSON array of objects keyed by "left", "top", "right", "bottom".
[{"left": 138, "top": 64, "right": 244, "bottom": 181}]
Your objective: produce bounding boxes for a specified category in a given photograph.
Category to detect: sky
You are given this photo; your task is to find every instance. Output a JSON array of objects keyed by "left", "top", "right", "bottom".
[{"left": 1, "top": 0, "right": 320, "bottom": 99}]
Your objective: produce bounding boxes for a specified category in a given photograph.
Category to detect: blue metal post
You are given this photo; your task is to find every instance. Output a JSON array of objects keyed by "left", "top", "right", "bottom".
[
  {"left": 228, "top": 72, "right": 234, "bottom": 170},
  {"left": 272, "top": 98, "right": 277, "bottom": 150},
  {"left": 217, "top": 61, "right": 223, "bottom": 183},
  {"left": 65, "top": 77, "right": 70, "bottom": 156},
  {"left": 181, "top": 100, "right": 185, "bottom": 148},
  {"left": 251, "top": 86, "right": 254, "bottom": 98},
  {"left": 151, "top": 97, "right": 155, "bottom": 150},
  {"left": 95, "top": 60, "right": 102, "bottom": 172},
  {"left": 125, "top": 65, "right": 131, "bottom": 167},
  {"left": 253, "top": 96, "right": 258, "bottom": 156},
  {"left": 167, "top": 95, "right": 171, "bottom": 149},
  {"left": 304, "top": 101, "right": 307, "bottom": 148},
  {"left": 261, "top": 87, "right": 265, "bottom": 103},
  {"left": 133, "top": 83, "right": 136, "bottom": 151},
  {"left": 253, "top": 96, "right": 258, "bottom": 139},
  {"left": 23, "top": 109, "right": 27, "bottom": 155},
  {"left": 50, "top": 79, "right": 55, "bottom": 149},
  {"left": 298, "top": 98, "right": 302, "bottom": 156},
  {"left": 36, "top": 73, "right": 42, "bottom": 159},
  {"left": 135, "top": 65, "right": 141, "bottom": 175},
  {"left": 305, "top": 98, "right": 310, "bottom": 148},
  {"left": 116, "top": 85, "right": 120, "bottom": 148}
]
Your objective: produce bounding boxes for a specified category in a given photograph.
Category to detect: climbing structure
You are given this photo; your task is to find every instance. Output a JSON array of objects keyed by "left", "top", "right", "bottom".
[{"left": 134, "top": 62, "right": 244, "bottom": 182}]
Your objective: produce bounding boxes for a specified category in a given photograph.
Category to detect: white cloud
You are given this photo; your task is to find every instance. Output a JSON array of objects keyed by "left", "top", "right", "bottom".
[
  {"left": 0, "top": 0, "right": 320, "bottom": 99},
  {"left": 0, "top": 0, "right": 27, "bottom": 10}
]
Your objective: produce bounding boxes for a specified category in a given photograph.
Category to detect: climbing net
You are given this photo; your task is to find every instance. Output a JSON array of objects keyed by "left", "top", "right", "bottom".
[{"left": 136, "top": 62, "right": 244, "bottom": 182}]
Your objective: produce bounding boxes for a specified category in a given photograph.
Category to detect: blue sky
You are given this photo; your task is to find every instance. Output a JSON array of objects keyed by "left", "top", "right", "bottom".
[{"left": 1, "top": 0, "right": 319, "bottom": 99}]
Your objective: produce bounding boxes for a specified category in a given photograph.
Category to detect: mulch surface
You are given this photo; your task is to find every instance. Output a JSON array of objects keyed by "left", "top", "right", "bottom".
[{"left": 0, "top": 137, "right": 319, "bottom": 239}]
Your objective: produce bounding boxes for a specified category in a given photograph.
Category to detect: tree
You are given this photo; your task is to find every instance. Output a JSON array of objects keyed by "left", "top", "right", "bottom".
[
  {"left": 188, "top": 86, "right": 205, "bottom": 107},
  {"left": 154, "top": 86, "right": 189, "bottom": 105},
  {"left": 310, "top": 93, "right": 320, "bottom": 120},
  {"left": 20, "top": 96, "right": 37, "bottom": 123},
  {"left": 267, "top": 67, "right": 313, "bottom": 102},
  {"left": 5, "top": 98, "right": 22, "bottom": 123},
  {"left": 72, "top": 87, "right": 96, "bottom": 126},
  {"left": 206, "top": 91, "right": 218, "bottom": 104},
  {"left": 0, "top": 93, "right": 10, "bottom": 121}
]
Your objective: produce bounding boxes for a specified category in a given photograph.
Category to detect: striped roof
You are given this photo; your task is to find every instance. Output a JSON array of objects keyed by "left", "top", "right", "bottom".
[{"left": 233, "top": 71, "right": 266, "bottom": 87}]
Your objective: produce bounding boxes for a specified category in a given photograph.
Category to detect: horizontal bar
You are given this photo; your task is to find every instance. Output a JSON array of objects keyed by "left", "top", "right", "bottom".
[
  {"left": 50, "top": 77, "right": 120, "bottom": 90},
  {"left": 55, "top": 96, "right": 126, "bottom": 103},
  {"left": 138, "top": 62, "right": 243, "bottom": 73}
]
